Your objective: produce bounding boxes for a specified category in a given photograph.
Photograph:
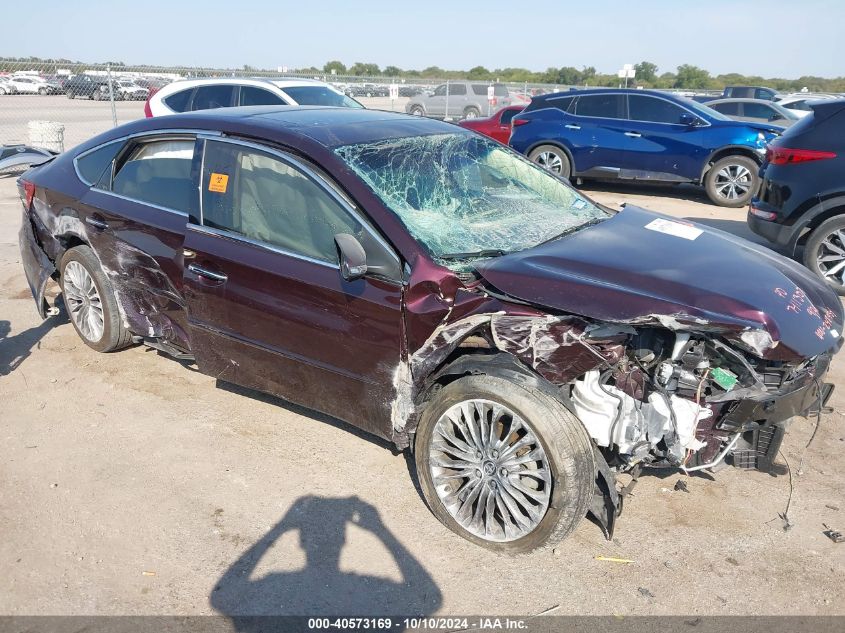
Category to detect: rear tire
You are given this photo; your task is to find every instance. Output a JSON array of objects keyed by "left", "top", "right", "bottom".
[
  {"left": 528, "top": 144, "right": 571, "bottom": 179},
  {"left": 38, "top": 87, "right": 47, "bottom": 95},
  {"left": 704, "top": 155, "right": 759, "bottom": 207},
  {"left": 60, "top": 246, "right": 132, "bottom": 353},
  {"left": 66, "top": 89, "right": 75, "bottom": 99},
  {"left": 803, "top": 215, "right": 845, "bottom": 296},
  {"left": 414, "top": 373, "right": 595, "bottom": 553},
  {"left": 409, "top": 105, "right": 424, "bottom": 116},
  {"left": 463, "top": 106, "right": 481, "bottom": 119}
]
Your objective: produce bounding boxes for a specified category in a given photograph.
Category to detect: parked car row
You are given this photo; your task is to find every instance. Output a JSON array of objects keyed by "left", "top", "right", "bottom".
[
  {"left": 17, "top": 105, "right": 842, "bottom": 553},
  {"left": 0, "top": 72, "right": 173, "bottom": 100}
]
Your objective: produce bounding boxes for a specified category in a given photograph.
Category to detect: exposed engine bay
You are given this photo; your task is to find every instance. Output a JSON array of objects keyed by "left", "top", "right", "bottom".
[{"left": 567, "top": 327, "right": 830, "bottom": 474}]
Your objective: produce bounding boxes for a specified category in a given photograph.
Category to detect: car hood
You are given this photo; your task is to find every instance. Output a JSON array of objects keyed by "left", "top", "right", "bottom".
[{"left": 474, "top": 205, "right": 844, "bottom": 361}]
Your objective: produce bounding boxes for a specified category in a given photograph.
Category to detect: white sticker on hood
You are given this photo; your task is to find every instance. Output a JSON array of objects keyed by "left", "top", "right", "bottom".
[{"left": 644, "top": 218, "right": 703, "bottom": 241}]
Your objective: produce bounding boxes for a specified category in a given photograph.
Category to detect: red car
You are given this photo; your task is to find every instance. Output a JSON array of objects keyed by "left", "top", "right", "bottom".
[{"left": 457, "top": 105, "right": 524, "bottom": 144}]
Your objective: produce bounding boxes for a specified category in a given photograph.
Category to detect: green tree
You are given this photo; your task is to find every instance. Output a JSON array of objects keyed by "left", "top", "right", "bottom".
[
  {"left": 421, "top": 66, "right": 444, "bottom": 77},
  {"left": 349, "top": 62, "right": 380, "bottom": 76},
  {"left": 383, "top": 65, "right": 403, "bottom": 77},
  {"left": 634, "top": 61, "right": 658, "bottom": 83},
  {"left": 323, "top": 60, "right": 347, "bottom": 75},
  {"left": 467, "top": 65, "right": 491, "bottom": 79},
  {"left": 674, "top": 64, "right": 712, "bottom": 89}
]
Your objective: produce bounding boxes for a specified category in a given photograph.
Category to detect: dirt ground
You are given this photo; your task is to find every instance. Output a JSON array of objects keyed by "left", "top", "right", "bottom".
[{"left": 1, "top": 165, "right": 844, "bottom": 617}]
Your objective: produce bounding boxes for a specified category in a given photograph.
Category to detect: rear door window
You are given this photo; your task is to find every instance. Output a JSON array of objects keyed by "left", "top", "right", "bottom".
[
  {"left": 711, "top": 101, "right": 740, "bottom": 116},
  {"left": 191, "top": 85, "right": 235, "bottom": 111},
  {"left": 109, "top": 139, "right": 196, "bottom": 212},
  {"left": 449, "top": 84, "right": 467, "bottom": 96},
  {"left": 574, "top": 94, "right": 625, "bottom": 119},
  {"left": 471, "top": 85, "right": 488, "bottom": 96},
  {"left": 628, "top": 95, "right": 687, "bottom": 124},
  {"left": 743, "top": 102, "right": 775, "bottom": 119},
  {"left": 499, "top": 108, "right": 520, "bottom": 125},
  {"left": 164, "top": 89, "right": 193, "bottom": 113},
  {"left": 239, "top": 86, "right": 286, "bottom": 106}
]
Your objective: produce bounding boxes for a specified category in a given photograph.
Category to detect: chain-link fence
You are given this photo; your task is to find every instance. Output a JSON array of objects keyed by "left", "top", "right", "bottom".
[{"left": 0, "top": 60, "right": 578, "bottom": 152}]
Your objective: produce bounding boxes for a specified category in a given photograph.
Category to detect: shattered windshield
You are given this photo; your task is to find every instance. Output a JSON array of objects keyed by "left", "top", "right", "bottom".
[{"left": 334, "top": 133, "right": 609, "bottom": 265}]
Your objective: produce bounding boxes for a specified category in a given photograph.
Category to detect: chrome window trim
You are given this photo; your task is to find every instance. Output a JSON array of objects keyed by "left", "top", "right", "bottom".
[
  {"left": 187, "top": 223, "right": 339, "bottom": 270},
  {"left": 91, "top": 189, "right": 190, "bottom": 217},
  {"left": 197, "top": 136, "right": 402, "bottom": 272},
  {"left": 74, "top": 128, "right": 221, "bottom": 186}
]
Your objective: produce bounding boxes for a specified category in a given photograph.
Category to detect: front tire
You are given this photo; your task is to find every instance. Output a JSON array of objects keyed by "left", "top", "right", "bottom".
[
  {"left": 38, "top": 87, "right": 47, "bottom": 95},
  {"left": 704, "top": 155, "right": 759, "bottom": 207},
  {"left": 409, "top": 105, "right": 424, "bottom": 116},
  {"left": 528, "top": 144, "right": 571, "bottom": 179},
  {"left": 66, "top": 89, "right": 75, "bottom": 99},
  {"left": 60, "top": 246, "right": 132, "bottom": 353},
  {"left": 803, "top": 215, "right": 845, "bottom": 295},
  {"left": 414, "top": 374, "right": 595, "bottom": 553}
]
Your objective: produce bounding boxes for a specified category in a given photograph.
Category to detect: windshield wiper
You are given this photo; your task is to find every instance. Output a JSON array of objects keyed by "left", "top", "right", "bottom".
[
  {"left": 438, "top": 248, "right": 508, "bottom": 260},
  {"left": 535, "top": 217, "right": 606, "bottom": 248}
]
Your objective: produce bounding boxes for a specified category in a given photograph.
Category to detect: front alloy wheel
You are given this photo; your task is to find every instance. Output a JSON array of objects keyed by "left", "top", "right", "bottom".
[
  {"left": 528, "top": 144, "right": 571, "bottom": 179},
  {"left": 429, "top": 399, "right": 552, "bottom": 542},
  {"left": 704, "top": 155, "right": 759, "bottom": 207},
  {"left": 415, "top": 374, "right": 595, "bottom": 553}
]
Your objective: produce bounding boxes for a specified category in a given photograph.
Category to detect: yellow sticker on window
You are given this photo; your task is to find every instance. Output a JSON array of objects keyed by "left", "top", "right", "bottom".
[{"left": 208, "top": 173, "right": 229, "bottom": 193}]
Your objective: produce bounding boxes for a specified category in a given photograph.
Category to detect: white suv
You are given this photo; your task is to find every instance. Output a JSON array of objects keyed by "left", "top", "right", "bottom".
[{"left": 145, "top": 77, "right": 362, "bottom": 117}]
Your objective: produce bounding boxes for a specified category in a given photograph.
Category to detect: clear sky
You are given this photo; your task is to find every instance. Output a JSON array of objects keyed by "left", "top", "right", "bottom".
[{"left": 3, "top": 0, "right": 842, "bottom": 78}]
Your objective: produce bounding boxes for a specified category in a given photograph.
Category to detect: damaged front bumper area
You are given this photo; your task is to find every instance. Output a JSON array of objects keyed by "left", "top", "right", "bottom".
[{"left": 18, "top": 210, "right": 56, "bottom": 319}]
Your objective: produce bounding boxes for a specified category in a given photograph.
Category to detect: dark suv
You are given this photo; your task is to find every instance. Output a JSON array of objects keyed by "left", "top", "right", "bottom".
[
  {"left": 748, "top": 99, "right": 845, "bottom": 294},
  {"left": 64, "top": 74, "right": 115, "bottom": 100},
  {"left": 509, "top": 89, "right": 783, "bottom": 207}
]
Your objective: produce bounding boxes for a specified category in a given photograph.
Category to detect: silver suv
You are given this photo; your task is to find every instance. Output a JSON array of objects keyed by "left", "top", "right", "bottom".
[{"left": 405, "top": 82, "right": 511, "bottom": 119}]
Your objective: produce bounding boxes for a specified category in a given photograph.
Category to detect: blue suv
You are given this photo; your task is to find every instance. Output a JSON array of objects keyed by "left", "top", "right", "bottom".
[{"left": 509, "top": 89, "right": 782, "bottom": 207}]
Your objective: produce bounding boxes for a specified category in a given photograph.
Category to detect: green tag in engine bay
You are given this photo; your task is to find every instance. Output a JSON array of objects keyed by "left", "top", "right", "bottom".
[{"left": 711, "top": 367, "right": 738, "bottom": 391}]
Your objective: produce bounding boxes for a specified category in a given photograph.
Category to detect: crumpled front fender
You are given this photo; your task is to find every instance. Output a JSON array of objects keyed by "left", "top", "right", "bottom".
[{"left": 18, "top": 211, "right": 56, "bottom": 319}]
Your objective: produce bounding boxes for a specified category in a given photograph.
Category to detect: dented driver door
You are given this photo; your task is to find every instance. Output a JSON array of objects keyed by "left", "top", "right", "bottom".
[{"left": 182, "top": 138, "right": 405, "bottom": 440}]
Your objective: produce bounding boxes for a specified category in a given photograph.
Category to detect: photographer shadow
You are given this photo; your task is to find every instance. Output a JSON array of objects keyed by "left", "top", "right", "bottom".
[{"left": 211, "top": 495, "right": 442, "bottom": 625}]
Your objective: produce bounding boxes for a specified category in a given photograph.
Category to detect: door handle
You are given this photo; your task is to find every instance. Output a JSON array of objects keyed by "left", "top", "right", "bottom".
[
  {"left": 624, "top": 132, "right": 642, "bottom": 138},
  {"left": 187, "top": 263, "right": 228, "bottom": 283},
  {"left": 85, "top": 216, "right": 108, "bottom": 230},
  {"left": 565, "top": 124, "right": 581, "bottom": 130}
]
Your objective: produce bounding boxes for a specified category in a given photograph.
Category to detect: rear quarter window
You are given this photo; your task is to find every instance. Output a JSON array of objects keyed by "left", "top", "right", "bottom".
[
  {"left": 493, "top": 84, "right": 508, "bottom": 97},
  {"left": 164, "top": 89, "right": 193, "bottom": 113},
  {"left": 75, "top": 140, "right": 123, "bottom": 185}
]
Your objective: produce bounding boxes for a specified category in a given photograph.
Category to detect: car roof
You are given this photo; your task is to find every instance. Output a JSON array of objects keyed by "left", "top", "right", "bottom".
[
  {"left": 165, "top": 76, "right": 331, "bottom": 89},
  {"left": 533, "top": 88, "right": 683, "bottom": 100},
  {"left": 91, "top": 106, "right": 466, "bottom": 150}
]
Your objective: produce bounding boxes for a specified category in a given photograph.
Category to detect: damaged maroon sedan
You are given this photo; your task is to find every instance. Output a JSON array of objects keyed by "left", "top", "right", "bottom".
[{"left": 18, "top": 107, "right": 843, "bottom": 552}]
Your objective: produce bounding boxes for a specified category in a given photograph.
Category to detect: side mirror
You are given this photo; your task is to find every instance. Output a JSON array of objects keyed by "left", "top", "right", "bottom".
[
  {"left": 770, "top": 113, "right": 783, "bottom": 121},
  {"left": 679, "top": 113, "right": 697, "bottom": 126},
  {"left": 334, "top": 233, "right": 367, "bottom": 281}
]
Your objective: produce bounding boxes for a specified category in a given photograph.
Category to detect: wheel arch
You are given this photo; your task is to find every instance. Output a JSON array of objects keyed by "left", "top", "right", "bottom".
[
  {"left": 699, "top": 146, "right": 762, "bottom": 183},
  {"left": 790, "top": 196, "right": 845, "bottom": 254}
]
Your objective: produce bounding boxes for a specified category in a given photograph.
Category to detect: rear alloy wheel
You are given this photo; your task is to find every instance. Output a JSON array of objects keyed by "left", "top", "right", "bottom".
[
  {"left": 704, "top": 155, "right": 759, "bottom": 207},
  {"left": 415, "top": 374, "right": 595, "bottom": 553},
  {"left": 463, "top": 107, "right": 481, "bottom": 119},
  {"left": 409, "top": 105, "right": 424, "bottom": 116},
  {"left": 528, "top": 145, "right": 571, "bottom": 179},
  {"left": 60, "top": 246, "right": 132, "bottom": 352},
  {"left": 804, "top": 215, "right": 845, "bottom": 295},
  {"left": 38, "top": 87, "right": 47, "bottom": 95}
]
